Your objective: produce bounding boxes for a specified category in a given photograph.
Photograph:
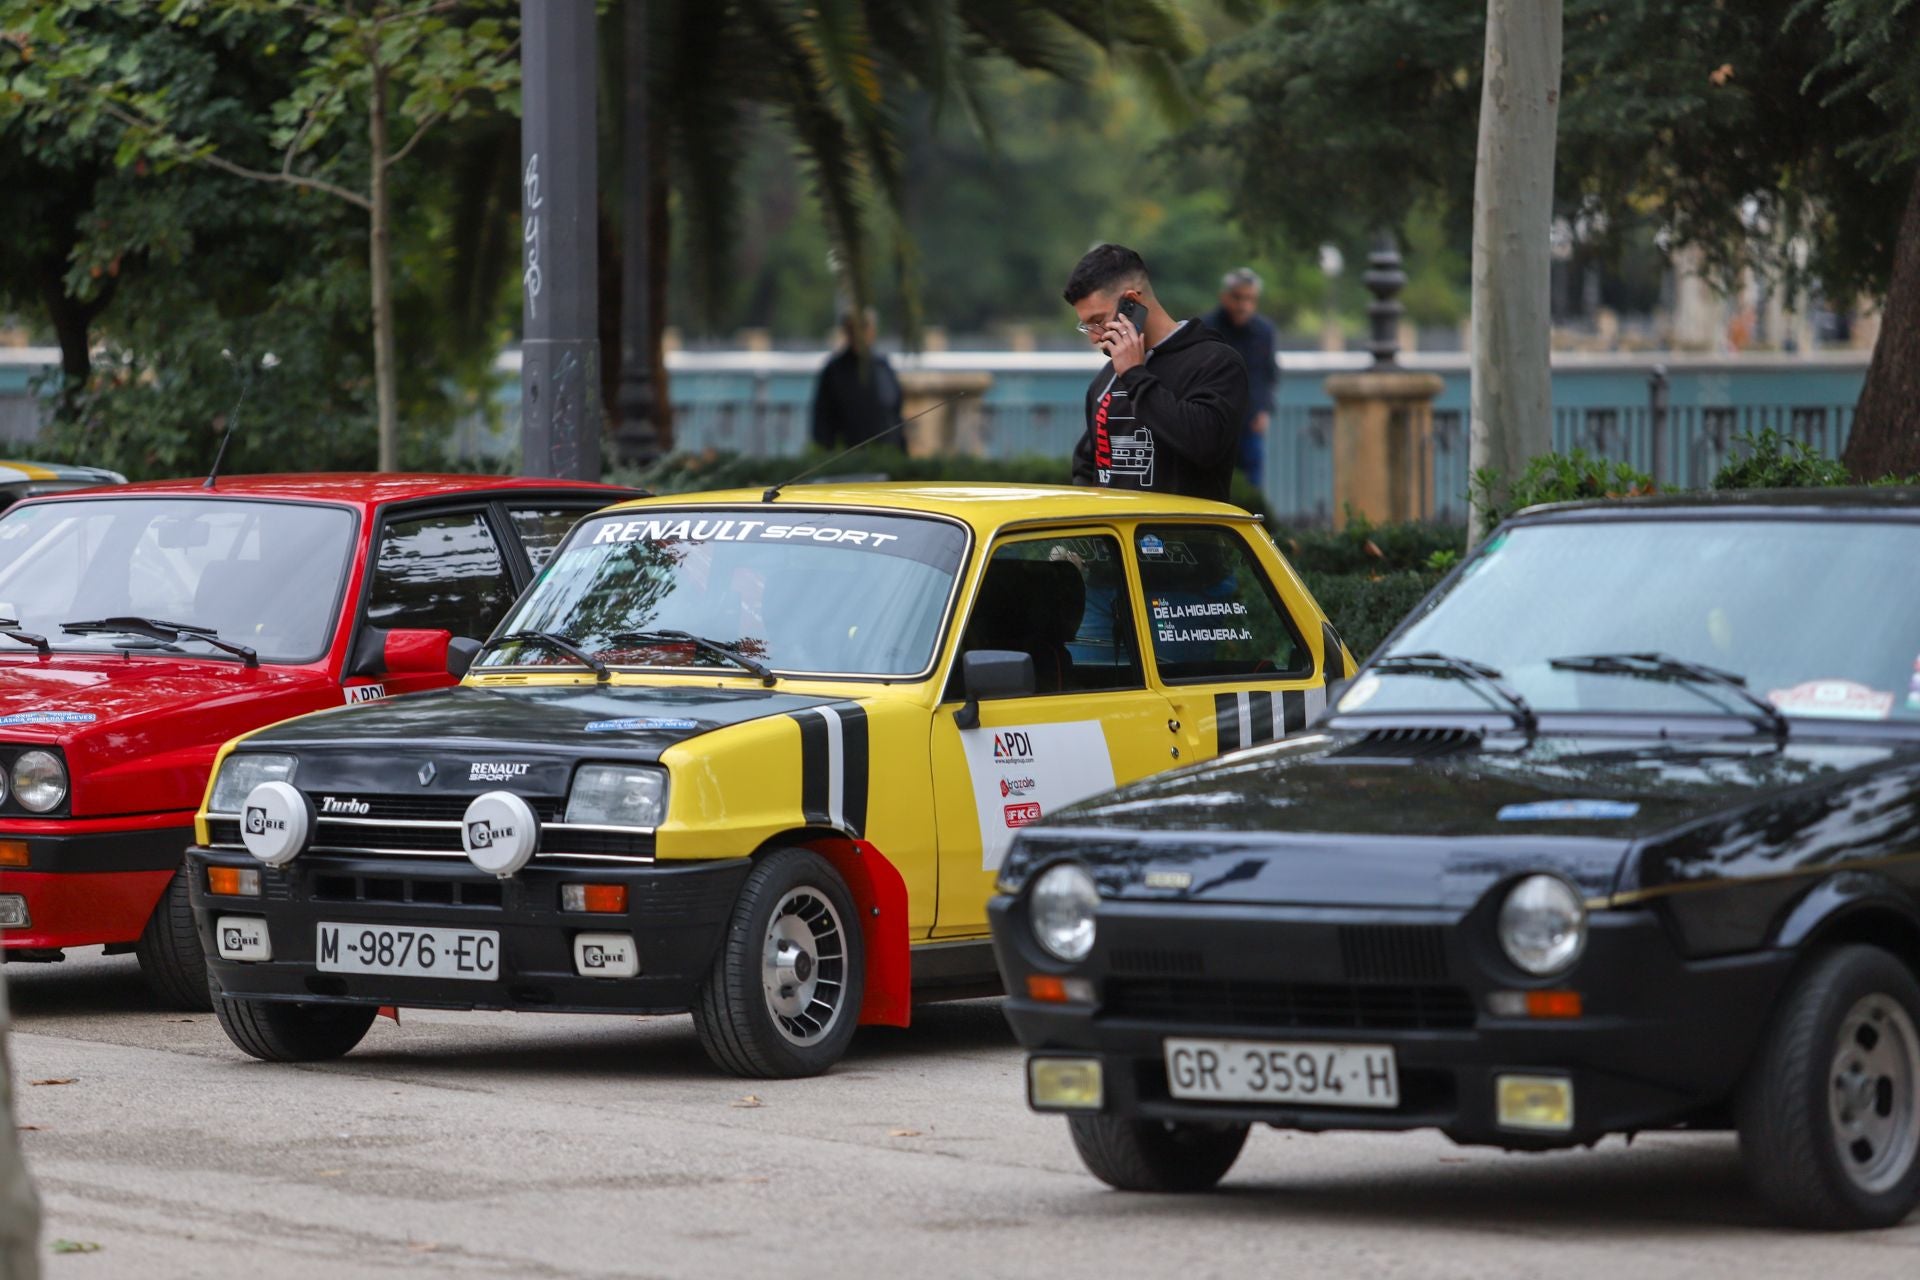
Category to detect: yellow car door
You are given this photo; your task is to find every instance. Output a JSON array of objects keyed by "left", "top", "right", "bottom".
[
  {"left": 1128, "top": 520, "right": 1338, "bottom": 762},
  {"left": 928, "top": 526, "right": 1177, "bottom": 938}
]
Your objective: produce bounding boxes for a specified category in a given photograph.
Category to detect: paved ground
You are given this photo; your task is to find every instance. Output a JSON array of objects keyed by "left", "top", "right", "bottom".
[{"left": 7, "top": 951, "right": 1920, "bottom": 1279}]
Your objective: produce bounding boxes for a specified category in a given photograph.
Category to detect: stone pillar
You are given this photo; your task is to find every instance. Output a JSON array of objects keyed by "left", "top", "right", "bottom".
[
  {"left": 898, "top": 370, "right": 993, "bottom": 457},
  {"left": 1325, "top": 233, "right": 1444, "bottom": 527}
]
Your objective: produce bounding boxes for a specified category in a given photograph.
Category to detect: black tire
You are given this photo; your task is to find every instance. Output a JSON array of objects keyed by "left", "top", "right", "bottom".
[
  {"left": 1068, "top": 1115, "right": 1249, "bottom": 1192},
  {"left": 213, "top": 994, "right": 377, "bottom": 1063},
  {"left": 692, "top": 847, "right": 864, "bottom": 1078},
  {"left": 1737, "top": 944, "right": 1920, "bottom": 1230},
  {"left": 133, "top": 867, "right": 212, "bottom": 1011}
]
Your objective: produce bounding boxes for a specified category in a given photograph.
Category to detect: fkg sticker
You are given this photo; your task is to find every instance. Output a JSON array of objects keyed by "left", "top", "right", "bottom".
[{"left": 0, "top": 711, "right": 96, "bottom": 726}]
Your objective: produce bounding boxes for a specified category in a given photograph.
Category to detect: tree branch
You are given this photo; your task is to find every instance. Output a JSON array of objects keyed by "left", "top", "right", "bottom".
[
  {"left": 383, "top": 101, "right": 448, "bottom": 170},
  {"left": 100, "top": 102, "right": 372, "bottom": 212},
  {"left": 280, "top": 84, "right": 340, "bottom": 177}
]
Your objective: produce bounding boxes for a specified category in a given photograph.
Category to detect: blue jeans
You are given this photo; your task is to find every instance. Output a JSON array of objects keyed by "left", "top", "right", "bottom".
[{"left": 1238, "top": 429, "right": 1264, "bottom": 489}]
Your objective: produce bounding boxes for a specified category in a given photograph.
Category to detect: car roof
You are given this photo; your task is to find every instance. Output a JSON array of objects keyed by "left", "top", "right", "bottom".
[
  {"left": 16, "top": 472, "right": 627, "bottom": 510},
  {"left": 1519, "top": 486, "right": 1920, "bottom": 521},
  {"left": 599, "top": 482, "right": 1257, "bottom": 530}
]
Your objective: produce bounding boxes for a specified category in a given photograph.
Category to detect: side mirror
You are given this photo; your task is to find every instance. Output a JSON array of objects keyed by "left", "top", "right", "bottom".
[
  {"left": 954, "top": 649, "right": 1035, "bottom": 730},
  {"left": 447, "top": 635, "right": 482, "bottom": 678},
  {"left": 380, "top": 628, "right": 457, "bottom": 677},
  {"left": 1322, "top": 677, "right": 1351, "bottom": 717}
]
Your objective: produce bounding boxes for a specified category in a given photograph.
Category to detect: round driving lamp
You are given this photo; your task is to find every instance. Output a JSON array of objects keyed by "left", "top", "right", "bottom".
[
  {"left": 1497, "top": 874, "right": 1588, "bottom": 976},
  {"left": 1029, "top": 863, "right": 1100, "bottom": 963},
  {"left": 11, "top": 750, "right": 66, "bottom": 813}
]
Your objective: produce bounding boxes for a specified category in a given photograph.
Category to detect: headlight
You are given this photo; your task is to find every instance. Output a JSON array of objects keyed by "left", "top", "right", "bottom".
[
  {"left": 11, "top": 751, "right": 64, "bottom": 813},
  {"left": 565, "top": 765, "right": 667, "bottom": 828},
  {"left": 1030, "top": 863, "right": 1099, "bottom": 962},
  {"left": 1498, "top": 874, "right": 1587, "bottom": 976},
  {"left": 209, "top": 753, "right": 297, "bottom": 814}
]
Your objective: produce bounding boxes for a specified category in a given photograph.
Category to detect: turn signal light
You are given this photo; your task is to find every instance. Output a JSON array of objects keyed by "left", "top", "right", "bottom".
[
  {"left": 0, "top": 840, "right": 27, "bottom": 868},
  {"left": 1025, "top": 974, "right": 1095, "bottom": 1004},
  {"left": 561, "top": 883, "right": 627, "bottom": 913},
  {"left": 207, "top": 866, "right": 261, "bottom": 897},
  {"left": 1486, "top": 989, "right": 1583, "bottom": 1019}
]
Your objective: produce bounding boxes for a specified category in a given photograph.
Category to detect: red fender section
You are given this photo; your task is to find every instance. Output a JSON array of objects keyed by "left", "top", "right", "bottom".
[{"left": 804, "top": 837, "right": 911, "bottom": 1027}]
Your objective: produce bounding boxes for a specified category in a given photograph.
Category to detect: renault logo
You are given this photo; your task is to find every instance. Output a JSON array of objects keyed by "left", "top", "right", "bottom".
[{"left": 417, "top": 761, "right": 437, "bottom": 787}]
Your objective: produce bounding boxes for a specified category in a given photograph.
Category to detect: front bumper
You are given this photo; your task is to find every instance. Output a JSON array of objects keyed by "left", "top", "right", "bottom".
[
  {"left": 988, "top": 894, "right": 1797, "bottom": 1150},
  {"left": 1, "top": 818, "right": 191, "bottom": 949},
  {"left": 187, "top": 846, "right": 750, "bottom": 1015}
]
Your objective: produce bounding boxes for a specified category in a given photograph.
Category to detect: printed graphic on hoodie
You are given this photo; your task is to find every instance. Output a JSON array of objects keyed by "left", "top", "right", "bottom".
[{"left": 1094, "top": 380, "right": 1155, "bottom": 488}]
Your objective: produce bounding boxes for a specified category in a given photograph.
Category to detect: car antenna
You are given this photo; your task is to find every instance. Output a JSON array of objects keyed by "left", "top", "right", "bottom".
[
  {"left": 204, "top": 349, "right": 256, "bottom": 490},
  {"left": 761, "top": 392, "right": 967, "bottom": 503}
]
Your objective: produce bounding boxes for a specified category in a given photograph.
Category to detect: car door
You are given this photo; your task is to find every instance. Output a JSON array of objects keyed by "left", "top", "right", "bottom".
[
  {"left": 928, "top": 526, "right": 1177, "bottom": 938},
  {"left": 344, "top": 504, "right": 522, "bottom": 702},
  {"left": 1128, "top": 520, "right": 1330, "bottom": 762}
]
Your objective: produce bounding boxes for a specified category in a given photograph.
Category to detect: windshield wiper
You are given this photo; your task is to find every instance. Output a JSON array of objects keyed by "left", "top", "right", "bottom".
[
  {"left": 1370, "top": 650, "right": 1537, "bottom": 733},
  {"left": 610, "top": 630, "right": 776, "bottom": 686},
  {"left": 0, "top": 619, "right": 50, "bottom": 657},
  {"left": 1548, "top": 651, "right": 1788, "bottom": 740},
  {"left": 477, "top": 630, "right": 612, "bottom": 683},
  {"left": 61, "top": 616, "right": 258, "bottom": 667}
]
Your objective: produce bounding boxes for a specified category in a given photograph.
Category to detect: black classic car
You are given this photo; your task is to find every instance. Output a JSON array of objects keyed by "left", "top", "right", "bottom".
[{"left": 989, "top": 489, "right": 1920, "bottom": 1229}]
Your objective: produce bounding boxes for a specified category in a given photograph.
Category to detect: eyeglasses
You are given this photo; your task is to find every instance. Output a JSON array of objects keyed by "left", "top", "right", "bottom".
[{"left": 1074, "top": 315, "right": 1111, "bottom": 336}]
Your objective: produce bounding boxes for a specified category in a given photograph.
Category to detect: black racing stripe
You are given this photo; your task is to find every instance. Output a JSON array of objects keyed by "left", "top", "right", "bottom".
[
  {"left": 1283, "top": 688, "right": 1307, "bottom": 735},
  {"left": 1248, "top": 690, "right": 1274, "bottom": 745},
  {"left": 835, "top": 702, "right": 869, "bottom": 837},
  {"left": 1214, "top": 692, "right": 1240, "bottom": 753},
  {"left": 792, "top": 710, "right": 831, "bottom": 825}
]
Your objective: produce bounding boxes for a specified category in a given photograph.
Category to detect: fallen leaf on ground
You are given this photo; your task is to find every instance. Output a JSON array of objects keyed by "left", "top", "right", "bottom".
[
  {"left": 15, "top": 1125, "right": 39, "bottom": 1132},
  {"left": 731, "top": 1095, "right": 763, "bottom": 1108},
  {"left": 315, "top": 1169, "right": 345, "bottom": 1178},
  {"left": 888, "top": 1128, "right": 922, "bottom": 1138},
  {"left": 30, "top": 1078, "right": 74, "bottom": 1087},
  {"left": 407, "top": 1242, "right": 439, "bottom": 1253},
  {"left": 51, "top": 1240, "right": 102, "bottom": 1254}
]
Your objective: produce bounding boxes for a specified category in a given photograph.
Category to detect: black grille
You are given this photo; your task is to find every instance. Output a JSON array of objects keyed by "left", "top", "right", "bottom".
[
  {"left": 1110, "top": 948, "right": 1206, "bottom": 977},
  {"left": 1331, "top": 728, "right": 1480, "bottom": 761},
  {"left": 313, "top": 822, "right": 463, "bottom": 854},
  {"left": 1338, "top": 925, "right": 1449, "bottom": 983},
  {"left": 312, "top": 874, "right": 503, "bottom": 907},
  {"left": 1103, "top": 977, "right": 1474, "bottom": 1031}
]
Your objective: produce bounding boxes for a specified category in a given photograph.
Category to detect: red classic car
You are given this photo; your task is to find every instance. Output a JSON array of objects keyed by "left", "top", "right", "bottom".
[{"left": 0, "top": 473, "right": 633, "bottom": 1006}]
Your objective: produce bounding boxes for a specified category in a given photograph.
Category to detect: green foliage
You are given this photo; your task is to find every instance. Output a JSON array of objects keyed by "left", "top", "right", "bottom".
[
  {"left": 1298, "top": 569, "right": 1440, "bottom": 661},
  {"left": 1712, "top": 429, "right": 1855, "bottom": 490},
  {"left": 1270, "top": 516, "right": 1462, "bottom": 575},
  {"left": 1191, "top": 0, "right": 1920, "bottom": 309},
  {"left": 1470, "top": 449, "right": 1657, "bottom": 529}
]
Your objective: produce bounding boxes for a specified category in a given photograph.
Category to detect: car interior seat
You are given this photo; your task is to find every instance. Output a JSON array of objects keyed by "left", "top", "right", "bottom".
[{"left": 958, "top": 559, "right": 1086, "bottom": 693}]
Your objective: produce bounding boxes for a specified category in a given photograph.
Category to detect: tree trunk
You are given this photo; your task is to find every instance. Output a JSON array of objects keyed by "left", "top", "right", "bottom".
[
  {"left": 1841, "top": 166, "right": 1920, "bottom": 480},
  {"left": 37, "top": 253, "right": 115, "bottom": 424},
  {"left": 0, "top": 965, "right": 41, "bottom": 1280},
  {"left": 1467, "top": 0, "right": 1562, "bottom": 543},
  {"left": 369, "top": 63, "right": 400, "bottom": 472}
]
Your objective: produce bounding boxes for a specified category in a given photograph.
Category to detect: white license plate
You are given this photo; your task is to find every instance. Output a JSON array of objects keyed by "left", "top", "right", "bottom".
[
  {"left": 316, "top": 922, "right": 499, "bottom": 981},
  {"left": 1165, "top": 1037, "right": 1398, "bottom": 1107}
]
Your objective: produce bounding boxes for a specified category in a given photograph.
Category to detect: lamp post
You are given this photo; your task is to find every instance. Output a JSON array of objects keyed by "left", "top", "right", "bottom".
[
  {"left": 519, "top": 0, "right": 602, "bottom": 480},
  {"left": 613, "top": 0, "right": 659, "bottom": 467}
]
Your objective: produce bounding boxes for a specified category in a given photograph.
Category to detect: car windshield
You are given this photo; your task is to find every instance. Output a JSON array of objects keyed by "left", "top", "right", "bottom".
[
  {"left": 0, "top": 498, "right": 355, "bottom": 664},
  {"left": 1358, "top": 516, "right": 1920, "bottom": 726},
  {"left": 479, "top": 508, "right": 969, "bottom": 677}
]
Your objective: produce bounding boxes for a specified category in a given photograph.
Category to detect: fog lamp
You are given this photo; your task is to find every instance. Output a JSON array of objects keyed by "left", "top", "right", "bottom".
[
  {"left": 1029, "top": 1057, "right": 1104, "bottom": 1111},
  {"left": 561, "top": 883, "right": 627, "bottom": 913},
  {"left": 207, "top": 866, "right": 261, "bottom": 897},
  {"left": 1025, "top": 974, "right": 1095, "bottom": 1004},
  {"left": 572, "top": 932, "right": 640, "bottom": 978},
  {"left": 0, "top": 840, "right": 26, "bottom": 868},
  {"left": 0, "top": 895, "right": 28, "bottom": 928},
  {"left": 1496, "top": 1074, "right": 1574, "bottom": 1132}
]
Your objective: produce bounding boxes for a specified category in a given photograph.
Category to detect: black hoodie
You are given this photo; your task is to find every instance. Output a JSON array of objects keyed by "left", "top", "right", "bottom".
[{"left": 1072, "top": 319, "right": 1249, "bottom": 503}]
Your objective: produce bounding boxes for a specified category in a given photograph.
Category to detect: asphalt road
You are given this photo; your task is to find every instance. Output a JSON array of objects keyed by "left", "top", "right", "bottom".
[{"left": 8, "top": 950, "right": 1920, "bottom": 1279}]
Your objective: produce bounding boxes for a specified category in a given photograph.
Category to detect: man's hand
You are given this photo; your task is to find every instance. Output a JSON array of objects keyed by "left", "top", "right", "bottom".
[
  {"left": 1252, "top": 411, "right": 1270, "bottom": 436},
  {"left": 1101, "top": 319, "right": 1146, "bottom": 376}
]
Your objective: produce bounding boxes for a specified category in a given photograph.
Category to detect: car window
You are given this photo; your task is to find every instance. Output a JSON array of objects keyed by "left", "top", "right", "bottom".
[
  {"left": 0, "top": 498, "right": 354, "bottom": 663},
  {"left": 365, "top": 511, "right": 511, "bottom": 640},
  {"left": 949, "top": 532, "right": 1143, "bottom": 696},
  {"left": 508, "top": 506, "right": 588, "bottom": 571},
  {"left": 1135, "top": 524, "right": 1306, "bottom": 682}
]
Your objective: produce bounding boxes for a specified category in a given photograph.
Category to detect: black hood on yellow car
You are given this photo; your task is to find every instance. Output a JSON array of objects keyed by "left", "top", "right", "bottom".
[{"left": 236, "top": 682, "right": 846, "bottom": 766}]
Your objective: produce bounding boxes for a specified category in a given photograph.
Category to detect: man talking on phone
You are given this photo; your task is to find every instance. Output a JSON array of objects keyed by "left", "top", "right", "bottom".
[{"left": 1063, "top": 243, "right": 1248, "bottom": 502}]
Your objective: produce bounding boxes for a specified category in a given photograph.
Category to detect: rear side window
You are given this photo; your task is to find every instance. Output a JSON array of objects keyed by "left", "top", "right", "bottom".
[
  {"left": 508, "top": 506, "right": 588, "bottom": 570},
  {"left": 366, "top": 511, "right": 511, "bottom": 640},
  {"left": 1135, "top": 524, "right": 1305, "bottom": 682}
]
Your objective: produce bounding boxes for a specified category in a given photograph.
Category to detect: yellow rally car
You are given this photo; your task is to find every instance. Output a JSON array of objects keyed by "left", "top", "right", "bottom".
[{"left": 184, "top": 484, "right": 1351, "bottom": 1077}]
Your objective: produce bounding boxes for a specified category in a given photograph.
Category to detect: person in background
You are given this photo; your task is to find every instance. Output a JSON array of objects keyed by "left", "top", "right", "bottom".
[
  {"left": 1203, "top": 267, "right": 1278, "bottom": 489},
  {"left": 810, "top": 308, "right": 902, "bottom": 449},
  {"left": 1063, "top": 244, "right": 1247, "bottom": 503}
]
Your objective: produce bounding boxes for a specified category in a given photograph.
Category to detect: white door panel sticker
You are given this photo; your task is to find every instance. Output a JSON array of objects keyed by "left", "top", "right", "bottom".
[{"left": 960, "top": 721, "right": 1115, "bottom": 871}]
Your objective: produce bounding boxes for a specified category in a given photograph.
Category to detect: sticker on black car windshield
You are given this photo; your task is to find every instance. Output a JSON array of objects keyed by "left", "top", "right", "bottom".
[
  {"left": 1498, "top": 800, "right": 1640, "bottom": 821},
  {"left": 585, "top": 717, "right": 699, "bottom": 733},
  {"left": 1766, "top": 680, "right": 1893, "bottom": 721}
]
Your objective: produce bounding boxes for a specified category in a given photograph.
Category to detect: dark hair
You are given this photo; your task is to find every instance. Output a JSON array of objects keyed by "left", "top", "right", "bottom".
[{"left": 1062, "top": 243, "right": 1149, "bottom": 305}]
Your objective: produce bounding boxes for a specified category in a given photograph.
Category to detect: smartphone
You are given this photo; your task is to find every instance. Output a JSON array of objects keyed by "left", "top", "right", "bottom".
[{"left": 1116, "top": 296, "right": 1148, "bottom": 333}]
